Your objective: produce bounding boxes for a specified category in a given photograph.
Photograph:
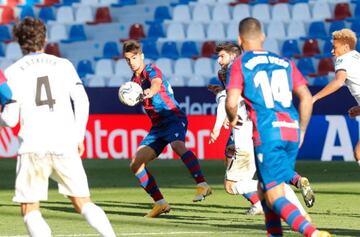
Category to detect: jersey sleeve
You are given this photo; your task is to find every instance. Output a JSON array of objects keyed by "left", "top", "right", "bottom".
[
  {"left": 213, "top": 90, "right": 227, "bottom": 130},
  {"left": 290, "top": 61, "right": 307, "bottom": 90},
  {"left": 147, "top": 64, "right": 163, "bottom": 81},
  {"left": 334, "top": 57, "right": 347, "bottom": 73},
  {"left": 227, "top": 58, "right": 244, "bottom": 91}
]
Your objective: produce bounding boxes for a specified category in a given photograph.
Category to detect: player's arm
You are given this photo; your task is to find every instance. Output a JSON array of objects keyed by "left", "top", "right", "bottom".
[
  {"left": 210, "top": 94, "right": 227, "bottom": 143},
  {"left": 312, "top": 70, "right": 346, "bottom": 103},
  {"left": 294, "top": 85, "right": 313, "bottom": 147},
  {"left": 143, "top": 77, "right": 161, "bottom": 99},
  {"left": 0, "top": 100, "right": 20, "bottom": 127},
  {"left": 225, "top": 88, "right": 240, "bottom": 127}
]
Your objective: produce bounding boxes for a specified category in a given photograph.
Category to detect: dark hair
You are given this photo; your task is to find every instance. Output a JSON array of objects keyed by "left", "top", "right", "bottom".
[
  {"left": 215, "top": 42, "right": 242, "bottom": 56},
  {"left": 13, "top": 17, "right": 46, "bottom": 55},
  {"left": 122, "top": 40, "right": 142, "bottom": 54},
  {"left": 238, "top": 17, "right": 262, "bottom": 40}
]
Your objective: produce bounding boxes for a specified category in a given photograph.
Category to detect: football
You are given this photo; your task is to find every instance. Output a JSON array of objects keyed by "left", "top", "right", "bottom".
[{"left": 118, "top": 81, "right": 143, "bottom": 106}]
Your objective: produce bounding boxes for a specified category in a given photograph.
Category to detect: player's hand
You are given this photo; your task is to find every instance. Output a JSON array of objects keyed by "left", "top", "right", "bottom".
[
  {"left": 348, "top": 106, "right": 360, "bottom": 118},
  {"left": 209, "top": 129, "right": 220, "bottom": 144},
  {"left": 299, "top": 130, "right": 305, "bottom": 148},
  {"left": 223, "top": 118, "right": 230, "bottom": 129},
  {"left": 78, "top": 142, "right": 85, "bottom": 156},
  {"left": 230, "top": 115, "right": 244, "bottom": 129},
  {"left": 143, "top": 89, "right": 154, "bottom": 99}
]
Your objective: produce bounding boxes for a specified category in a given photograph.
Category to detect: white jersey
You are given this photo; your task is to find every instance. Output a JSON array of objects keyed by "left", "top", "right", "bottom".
[
  {"left": 3, "top": 53, "right": 89, "bottom": 155},
  {"left": 335, "top": 50, "right": 360, "bottom": 105},
  {"left": 214, "top": 89, "right": 249, "bottom": 130}
]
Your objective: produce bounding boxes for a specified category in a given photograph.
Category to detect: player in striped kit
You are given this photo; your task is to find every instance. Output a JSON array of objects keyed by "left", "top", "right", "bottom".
[
  {"left": 225, "top": 17, "right": 330, "bottom": 237},
  {"left": 123, "top": 40, "right": 211, "bottom": 218},
  {"left": 0, "top": 17, "right": 116, "bottom": 237}
]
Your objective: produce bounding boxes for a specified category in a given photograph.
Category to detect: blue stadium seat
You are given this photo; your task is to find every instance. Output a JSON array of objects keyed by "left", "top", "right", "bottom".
[
  {"left": 61, "top": 25, "right": 87, "bottom": 43},
  {"left": 351, "top": 21, "right": 360, "bottom": 36},
  {"left": 181, "top": 41, "right": 199, "bottom": 59},
  {"left": 77, "top": 59, "right": 94, "bottom": 79},
  {"left": 320, "top": 39, "right": 333, "bottom": 58},
  {"left": 0, "top": 25, "right": 11, "bottom": 42},
  {"left": 305, "top": 21, "right": 328, "bottom": 40},
  {"left": 102, "top": 41, "right": 121, "bottom": 60},
  {"left": 38, "top": 7, "right": 55, "bottom": 23},
  {"left": 142, "top": 39, "right": 159, "bottom": 60},
  {"left": 19, "top": 6, "right": 35, "bottom": 19},
  {"left": 0, "top": 43, "right": 4, "bottom": 57},
  {"left": 297, "top": 58, "right": 315, "bottom": 76},
  {"left": 281, "top": 39, "right": 300, "bottom": 58},
  {"left": 153, "top": 6, "right": 171, "bottom": 22},
  {"left": 147, "top": 22, "right": 165, "bottom": 39},
  {"left": 328, "top": 20, "right": 346, "bottom": 35},
  {"left": 161, "top": 41, "right": 179, "bottom": 60}
]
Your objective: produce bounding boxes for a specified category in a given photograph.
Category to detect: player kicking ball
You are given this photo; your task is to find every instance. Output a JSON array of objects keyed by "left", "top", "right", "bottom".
[{"left": 122, "top": 40, "right": 212, "bottom": 218}]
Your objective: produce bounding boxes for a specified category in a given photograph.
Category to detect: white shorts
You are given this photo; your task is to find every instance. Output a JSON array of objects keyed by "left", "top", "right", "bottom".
[
  {"left": 13, "top": 153, "right": 90, "bottom": 203},
  {"left": 225, "top": 121, "right": 256, "bottom": 181}
]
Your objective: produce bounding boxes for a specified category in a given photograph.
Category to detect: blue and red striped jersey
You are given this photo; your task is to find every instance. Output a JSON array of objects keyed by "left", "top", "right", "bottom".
[
  {"left": 132, "top": 64, "right": 185, "bottom": 126},
  {"left": 227, "top": 50, "right": 307, "bottom": 146}
]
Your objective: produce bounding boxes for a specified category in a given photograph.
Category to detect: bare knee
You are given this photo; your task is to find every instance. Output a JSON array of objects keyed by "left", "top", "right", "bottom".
[
  {"left": 69, "top": 196, "right": 91, "bottom": 213},
  {"left": 354, "top": 142, "right": 360, "bottom": 161},
  {"left": 224, "top": 180, "right": 235, "bottom": 195},
  {"left": 21, "top": 203, "right": 40, "bottom": 216}
]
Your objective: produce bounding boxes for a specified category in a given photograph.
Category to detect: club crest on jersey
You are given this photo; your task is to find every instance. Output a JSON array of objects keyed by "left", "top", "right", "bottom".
[
  {"left": 182, "top": 122, "right": 186, "bottom": 127},
  {"left": 174, "top": 133, "right": 179, "bottom": 137},
  {"left": 257, "top": 153, "right": 263, "bottom": 163}
]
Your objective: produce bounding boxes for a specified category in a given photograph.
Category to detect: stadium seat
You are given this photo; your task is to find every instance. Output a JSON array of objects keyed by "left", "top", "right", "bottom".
[
  {"left": 252, "top": 3, "right": 271, "bottom": 22},
  {"left": 313, "top": 57, "right": 334, "bottom": 76},
  {"left": 186, "top": 22, "right": 206, "bottom": 41},
  {"left": 172, "top": 4, "right": 191, "bottom": 22},
  {"left": 310, "top": 76, "right": 329, "bottom": 86},
  {"left": 180, "top": 41, "right": 199, "bottom": 58},
  {"left": 266, "top": 21, "right": 286, "bottom": 40},
  {"left": 271, "top": 3, "right": 290, "bottom": 22},
  {"left": 147, "top": 22, "right": 165, "bottom": 39},
  {"left": 77, "top": 59, "right": 94, "bottom": 79},
  {"left": 232, "top": 4, "right": 251, "bottom": 22},
  {"left": 312, "top": 1, "right": 331, "bottom": 21},
  {"left": 320, "top": 39, "right": 333, "bottom": 58},
  {"left": 263, "top": 38, "right": 279, "bottom": 55},
  {"left": 90, "top": 7, "right": 112, "bottom": 24},
  {"left": 170, "top": 75, "right": 186, "bottom": 86},
  {"left": 212, "top": 4, "right": 231, "bottom": 22},
  {"left": 35, "top": 0, "right": 59, "bottom": 7},
  {"left": 44, "top": 42, "right": 61, "bottom": 57},
  {"left": 291, "top": 2, "right": 311, "bottom": 21},
  {"left": 79, "top": 0, "right": 98, "bottom": 6},
  {"left": 61, "top": 24, "right": 87, "bottom": 43},
  {"left": 38, "top": 7, "right": 56, "bottom": 23},
  {"left": 128, "top": 23, "right": 146, "bottom": 40},
  {"left": 87, "top": 76, "right": 107, "bottom": 87},
  {"left": 226, "top": 21, "right": 239, "bottom": 40},
  {"left": 95, "top": 59, "right": 114, "bottom": 78},
  {"left": 174, "top": 58, "right": 193, "bottom": 78},
  {"left": 0, "top": 25, "right": 11, "bottom": 43},
  {"left": 19, "top": 5, "right": 35, "bottom": 19},
  {"left": 161, "top": 41, "right": 179, "bottom": 60},
  {"left": 297, "top": 57, "right": 315, "bottom": 76},
  {"left": 114, "top": 59, "right": 133, "bottom": 78},
  {"left": 165, "top": 22, "right": 186, "bottom": 41},
  {"left": 327, "top": 2, "right": 351, "bottom": 21},
  {"left": 107, "top": 75, "right": 125, "bottom": 87},
  {"left": 102, "top": 41, "right": 121, "bottom": 60},
  {"left": 287, "top": 21, "right": 306, "bottom": 39},
  {"left": 351, "top": 21, "right": 360, "bottom": 36},
  {"left": 141, "top": 39, "right": 159, "bottom": 60},
  {"left": 328, "top": 20, "right": 346, "bottom": 35},
  {"left": 5, "top": 42, "right": 22, "bottom": 61},
  {"left": 281, "top": 39, "right": 300, "bottom": 58},
  {"left": 201, "top": 41, "right": 216, "bottom": 58},
  {"left": 60, "top": 0, "right": 80, "bottom": 5},
  {"left": 0, "top": 7, "right": 15, "bottom": 25},
  {"left": 301, "top": 39, "right": 321, "bottom": 57},
  {"left": 155, "top": 58, "right": 173, "bottom": 77},
  {"left": 305, "top": 21, "right": 328, "bottom": 40},
  {"left": 197, "top": 0, "right": 216, "bottom": 4},
  {"left": 192, "top": 4, "right": 211, "bottom": 23},
  {"left": 187, "top": 75, "right": 206, "bottom": 87},
  {"left": 348, "top": 3, "right": 360, "bottom": 21},
  {"left": 75, "top": 5, "right": 93, "bottom": 23},
  {"left": 56, "top": 6, "right": 75, "bottom": 24},
  {"left": 48, "top": 24, "right": 68, "bottom": 42},
  {"left": 0, "top": 43, "right": 5, "bottom": 57},
  {"left": 207, "top": 22, "right": 226, "bottom": 41},
  {"left": 153, "top": 6, "right": 171, "bottom": 22},
  {"left": 194, "top": 57, "right": 214, "bottom": 78}
]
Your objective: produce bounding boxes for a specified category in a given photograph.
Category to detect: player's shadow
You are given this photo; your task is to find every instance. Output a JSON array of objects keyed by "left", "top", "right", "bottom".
[{"left": 325, "top": 228, "right": 360, "bottom": 237}]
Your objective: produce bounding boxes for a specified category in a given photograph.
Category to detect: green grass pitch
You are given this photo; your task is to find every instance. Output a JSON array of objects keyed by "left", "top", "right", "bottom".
[{"left": 0, "top": 159, "right": 359, "bottom": 236}]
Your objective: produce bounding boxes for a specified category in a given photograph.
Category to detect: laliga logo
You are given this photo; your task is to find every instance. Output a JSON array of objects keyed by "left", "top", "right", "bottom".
[{"left": 0, "top": 127, "right": 19, "bottom": 157}]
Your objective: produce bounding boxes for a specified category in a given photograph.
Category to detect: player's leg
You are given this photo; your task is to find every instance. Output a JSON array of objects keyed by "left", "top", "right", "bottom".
[
  {"left": 51, "top": 154, "right": 116, "bottom": 236},
  {"left": 13, "top": 154, "right": 52, "bottom": 236},
  {"left": 69, "top": 196, "right": 116, "bottom": 237},
  {"left": 289, "top": 173, "right": 315, "bottom": 208},
  {"left": 354, "top": 140, "right": 360, "bottom": 165}
]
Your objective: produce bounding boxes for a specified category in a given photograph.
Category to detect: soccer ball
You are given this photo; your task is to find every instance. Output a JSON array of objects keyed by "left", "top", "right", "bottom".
[{"left": 118, "top": 81, "right": 143, "bottom": 106}]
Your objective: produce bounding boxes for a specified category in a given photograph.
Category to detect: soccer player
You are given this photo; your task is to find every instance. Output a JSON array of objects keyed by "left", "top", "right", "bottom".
[
  {"left": 225, "top": 17, "right": 330, "bottom": 237},
  {"left": 209, "top": 42, "right": 312, "bottom": 218},
  {"left": 0, "top": 17, "right": 116, "bottom": 237},
  {"left": 313, "top": 28, "right": 360, "bottom": 166},
  {"left": 123, "top": 40, "right": 211, "bottom": 218}
]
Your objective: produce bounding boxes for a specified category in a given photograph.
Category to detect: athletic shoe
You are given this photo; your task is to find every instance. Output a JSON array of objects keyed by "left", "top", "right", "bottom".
[
  {"left": 144, "top": 203, "right": 171, "bottom": 218},
  {"left": 300, "top": 177, "right": 315, "bottom": 208},
  {"left": 318, "top": 230, "right": 331, "bottom": 237},
  {"left": 193, "top": 185, "right": 212, "bottom": 202},
  {"left": 245, "top": 205, "right": 264, "bottom": 215}
]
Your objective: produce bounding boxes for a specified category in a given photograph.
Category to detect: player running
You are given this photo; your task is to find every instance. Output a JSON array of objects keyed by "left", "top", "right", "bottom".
[
  {"left": 123, "top": 40, "right": 212, "bottom": 218},
  {"left": 0, "top": 17, "right": 116, "bottom": 237},
  {"left": 226, "top": 17, "right": 330, "bottom": 237},
  {"left": 313, "top": 28, "right": 360, "bottom": 166}
]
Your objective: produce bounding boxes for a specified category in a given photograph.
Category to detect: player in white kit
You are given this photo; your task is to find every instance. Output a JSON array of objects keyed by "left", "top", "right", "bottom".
[
  {"left": 313, "top": 28, "right": 360, "bottom": 166},
  {"left": 0, "top": 17, "right": 116, "bottom": 237}
]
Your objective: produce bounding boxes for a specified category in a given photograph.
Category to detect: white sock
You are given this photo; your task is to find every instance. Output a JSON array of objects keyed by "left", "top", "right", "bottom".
[
  {"left": 23, "top": 210, "right": 51, "bottom": 237},
  {"left": 197, "top": 182, "right": 208, "bottom": 187},
  {"left": 231, "top": 179, "right": 258, "bottom": 195},
  {"left": 357, "top": 160, "right": 360, "bottom": 166},
  {"left": 284, "top": 184, "right": 306, "bottom": 215},
  {"left": 155, "top": 199, "right": 167, "bottom": 205},
  {"left": 81, "top": 202, "right": 116, "bottom": 237}
]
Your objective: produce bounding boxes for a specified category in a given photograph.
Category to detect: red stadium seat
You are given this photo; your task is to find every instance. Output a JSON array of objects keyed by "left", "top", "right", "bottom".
[
  {"left": 0, "top": 7, "right": 15, "bottom": 25},
  {"left": 326, "top": 3, "right": 352, "bottom": 22},
  {"left": 35, "top": 0, "right": 60, "bottom": 7},
  {"left": 299, "top": 39, "right": 320, "bottom": 58},
  {"left": 129, "top": 23, "right": 146, "bottom": 40},
  {"left": 88, "top": 7, "right": 112, "bottom": 24},
  {"left": 45, "top": 42, "right": 61, "bottom": 57},
  {"left": 309, "top": 57, "right": 334, "bottom": 77},
  {"left": 201, "top": 41, "right": 216, "bottom": 58}
]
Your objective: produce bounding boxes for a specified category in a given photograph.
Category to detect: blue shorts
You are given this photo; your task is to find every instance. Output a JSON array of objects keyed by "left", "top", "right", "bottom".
[
  {"left": 141, "top": 118, "right": 188, "bottom": 156},
  {"left": 255, "top": 140, "right": 299, "bottom": 192}
]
